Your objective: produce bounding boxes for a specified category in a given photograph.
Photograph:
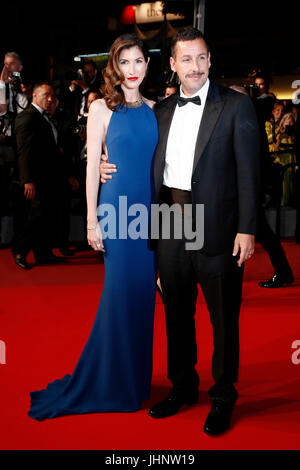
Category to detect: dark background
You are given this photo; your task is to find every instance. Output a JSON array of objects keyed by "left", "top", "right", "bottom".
[{"left": 1, "top": 1, "right": 300, "bottom": 88}]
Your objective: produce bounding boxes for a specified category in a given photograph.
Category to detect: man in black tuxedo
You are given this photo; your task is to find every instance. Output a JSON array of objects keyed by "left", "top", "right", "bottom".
[
  {"left": 12, "top": 82, "right": 68, "bottom": 269},
  {"left": 148, "top": 28, "right": 260, "bottom": 435},
  {"left": 100, "top": 28, "right": 260, "bottom": 435}
]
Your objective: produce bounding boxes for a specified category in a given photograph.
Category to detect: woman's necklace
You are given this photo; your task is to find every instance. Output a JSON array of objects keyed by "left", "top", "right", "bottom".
[{"left": 125, "top": 96, "right": 143, "bottom": 108}]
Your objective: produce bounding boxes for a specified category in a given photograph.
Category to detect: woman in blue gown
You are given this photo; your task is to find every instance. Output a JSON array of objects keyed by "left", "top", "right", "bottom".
[{"left": 28, "top": 34, "right": 158, "bottom": 420}]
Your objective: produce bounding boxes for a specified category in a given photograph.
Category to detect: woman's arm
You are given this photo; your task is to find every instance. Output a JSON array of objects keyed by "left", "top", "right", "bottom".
[{"left": 86, "top": 99, "right": 109, "bottom": 251}]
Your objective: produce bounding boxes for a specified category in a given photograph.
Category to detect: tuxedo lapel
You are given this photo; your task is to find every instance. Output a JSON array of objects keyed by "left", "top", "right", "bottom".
[
  {"left": 154, "top": 93, "right": 178, "bottom": 195},
  {"left": 30, "top": 104, "right": 57, "bottom": 144},
  {"left": 192, "top": 83, "right": 225, "bottom": 173}
]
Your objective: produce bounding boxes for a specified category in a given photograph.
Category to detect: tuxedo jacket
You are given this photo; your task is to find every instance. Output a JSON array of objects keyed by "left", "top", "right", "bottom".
[
  {"left": 153, "top": 83, "right": 261, "bottom": 256},
  {"left": 14, "top": 104, "right": 67, "bottom": 189}
]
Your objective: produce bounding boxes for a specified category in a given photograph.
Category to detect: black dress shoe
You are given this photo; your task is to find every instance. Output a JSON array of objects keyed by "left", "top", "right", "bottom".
[
  {"left": 203, "top": 399, "right": 235, "bottom": 436},
  {"left": 14, "top": 254, "right": 31, "bottom": 270},
  {"left": 259, "top": 272, "right": 294, "bottom": 288},
  {"left": 148, "top": 389, "right": 198, "bottom": 419}
]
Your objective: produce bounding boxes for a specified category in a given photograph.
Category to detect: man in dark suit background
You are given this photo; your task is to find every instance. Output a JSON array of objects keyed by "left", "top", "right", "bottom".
[
  {"left": 12, "top": 82, "right": 68, "bottom": 269},
  {"left": 100, "top": 27, "right": 260, "bottom": 436}
]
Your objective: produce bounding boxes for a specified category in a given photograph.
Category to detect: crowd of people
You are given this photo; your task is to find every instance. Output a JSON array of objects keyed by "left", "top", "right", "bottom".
[
  {"left": 0, "top": 50, "right": 299, "bottom": 275},
  {"left": 0, "top": 52, "right": 104, "bottom": 267}
]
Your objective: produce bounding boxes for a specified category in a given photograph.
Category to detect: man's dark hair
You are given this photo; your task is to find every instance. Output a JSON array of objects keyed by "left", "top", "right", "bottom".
[
  {"left": 33, "top": 81, "right": 52, "bottom": 92},
  {"left": 171, "top": 27, "right": 209, "bottom": 58},
  {"left": 83, "top": 59, "right": 98, "bottom": 71}
]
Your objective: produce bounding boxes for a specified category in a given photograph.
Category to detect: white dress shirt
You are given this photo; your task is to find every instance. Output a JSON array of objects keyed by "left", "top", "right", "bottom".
[{"left": 163, "top": 78, "right": 210, "bottom": 191}]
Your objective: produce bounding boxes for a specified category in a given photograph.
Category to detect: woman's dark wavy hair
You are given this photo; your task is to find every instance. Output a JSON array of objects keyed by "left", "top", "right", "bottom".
[{"left": 101, "top": 34, "right": 149, "bottom": 110}]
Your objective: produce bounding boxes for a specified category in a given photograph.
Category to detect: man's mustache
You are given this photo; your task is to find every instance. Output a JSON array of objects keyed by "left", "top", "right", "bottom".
[{"left": 186, "top": 72, "right": 204, "bottom": 78}]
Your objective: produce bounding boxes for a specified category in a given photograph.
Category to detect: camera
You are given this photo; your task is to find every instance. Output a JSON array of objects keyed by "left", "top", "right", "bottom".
[
  {"left": 72, "top": 115, "right": 87, "bottom": 135},
  {"left": 66, "top": 57, "right": 86, "bottom": 83},
  {"left": 10, "top": 71, "right": 22, "bottom": 92},
  {"left": 76, "top": 68, "right": 84, "bottom": 80}
]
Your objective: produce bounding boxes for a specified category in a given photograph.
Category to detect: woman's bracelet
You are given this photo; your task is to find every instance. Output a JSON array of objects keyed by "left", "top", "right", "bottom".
[{"left": 87, "top": 225, "right": 98, "bottom": 230}]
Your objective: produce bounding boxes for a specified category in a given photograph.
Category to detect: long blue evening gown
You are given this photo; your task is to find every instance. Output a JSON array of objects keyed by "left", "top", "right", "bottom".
[{"left": 28, "top": 101, "right": 158, "bottom": 420}]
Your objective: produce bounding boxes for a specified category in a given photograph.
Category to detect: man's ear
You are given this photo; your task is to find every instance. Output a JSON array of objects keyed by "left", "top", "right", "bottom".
[{"left": 170, "top": 56, "right": 176, "bottom": 73}]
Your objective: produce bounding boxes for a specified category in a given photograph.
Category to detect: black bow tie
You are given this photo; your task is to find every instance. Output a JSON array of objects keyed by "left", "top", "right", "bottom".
[{"left": 177, "top": 95, "right": 201, "bottom": 107}]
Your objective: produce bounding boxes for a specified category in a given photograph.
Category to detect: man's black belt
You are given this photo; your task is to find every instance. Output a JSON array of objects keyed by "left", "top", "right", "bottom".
[{"left": 160, "top": 185, "right": 192, "bottom": 212}]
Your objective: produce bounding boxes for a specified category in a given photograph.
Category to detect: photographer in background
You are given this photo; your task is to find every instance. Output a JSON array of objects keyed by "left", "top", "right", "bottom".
[
  {"left": 0, "top": 52, "right": 30, "bottom": 115},
  {"left": 64, "top": 59, "right": 103, "bottom": 122},
  {"left": 0, "top": 53, "right": 31, "bottom": 243}
]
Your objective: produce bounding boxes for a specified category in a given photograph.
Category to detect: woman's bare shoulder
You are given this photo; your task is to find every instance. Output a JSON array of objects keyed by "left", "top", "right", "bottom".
[
  {"left": 89, "top": 99, "right": 113, "bottom": 131},
  {"left": 142, "top": 97, "right": 156, "bottom": 110},
  {"left": 89, "top": 98, "right": 111, "bottom": 116}
]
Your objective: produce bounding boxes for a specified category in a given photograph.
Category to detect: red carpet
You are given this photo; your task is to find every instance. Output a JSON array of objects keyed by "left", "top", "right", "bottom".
[{"left": 0, "top": 241, "right": 300, "bottom": 450}]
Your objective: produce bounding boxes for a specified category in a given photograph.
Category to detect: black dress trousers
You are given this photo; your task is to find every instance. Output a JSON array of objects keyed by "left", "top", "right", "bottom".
[{"left": 156, "top": 187, "right": 243, "bottom": 402}]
